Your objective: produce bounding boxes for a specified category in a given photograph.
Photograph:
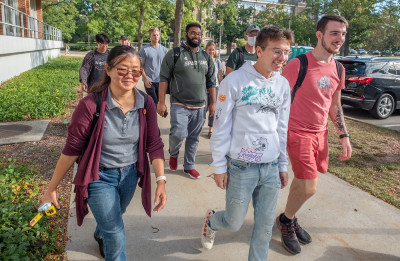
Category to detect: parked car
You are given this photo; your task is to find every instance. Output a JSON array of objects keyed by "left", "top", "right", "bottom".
[
  {"left": 358, "top": 49, "right": 368, "bottom": 54},
  {"left": 394, "top": 50, "right": 400, "bottom": 56},
  {"left": 338, "top": 57, "right": 400, "bottom": 119},
  {"left": 372, "top": 50, "right": 381, "bottom": 55},
  {"left": 349, "top": 49, "right": 358, "bottom": 54},
  {"left": 384, "top": 50, "right": 392, "bottom": 55}
]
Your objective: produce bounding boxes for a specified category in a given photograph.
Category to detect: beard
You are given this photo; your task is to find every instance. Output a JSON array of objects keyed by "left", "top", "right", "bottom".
[
  {"left": 186, "top": 36, "right": 201, "bottom": 47},
  {"left": 321, "top": 36, "right": 342, "bottom": 54}
]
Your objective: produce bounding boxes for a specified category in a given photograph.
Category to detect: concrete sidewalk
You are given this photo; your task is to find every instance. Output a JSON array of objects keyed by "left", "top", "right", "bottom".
[{"left": 65, "top": 82, "right": 400, "bottom": 261}]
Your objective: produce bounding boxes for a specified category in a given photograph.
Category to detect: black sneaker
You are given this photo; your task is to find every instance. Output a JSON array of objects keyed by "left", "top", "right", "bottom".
[
  {"left": 94, "top": 233, "right": 105, "bottom": 258},
  {"left": 276, "top": 214, "right": 301, "bottom": 254},
  {"left": 293, "top": 217, "right": 312, "bottom": 244}
]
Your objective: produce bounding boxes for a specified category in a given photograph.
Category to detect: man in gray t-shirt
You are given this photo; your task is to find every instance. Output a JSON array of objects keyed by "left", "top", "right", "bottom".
[{"left": 139, "top": 27, "right": 168, "bottom": 104}]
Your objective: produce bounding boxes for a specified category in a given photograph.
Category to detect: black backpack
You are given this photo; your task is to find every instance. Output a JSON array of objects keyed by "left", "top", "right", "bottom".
[
  {"left": 167, "top": 47, "right": 212, "bottom": 94},
  {"left": 235, "top": 46, "right": 246, "bottom": 70},
  {"left": 291, "top": 54, "right": 343, "bottom": 104}
]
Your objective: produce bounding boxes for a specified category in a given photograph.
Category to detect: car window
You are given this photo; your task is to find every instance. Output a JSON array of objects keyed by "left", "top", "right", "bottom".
[
  {"left": 388, "top": 62, "right": 397, "bottom": 75},
  {"left": 341, "top": 62, "right": 366, "bottom": 75},
  {"left": 394, "top": 63, "right": 400, "bottom": 76},
  {"left": 366, "top": 62, "right": 388, "bottom": 75}
]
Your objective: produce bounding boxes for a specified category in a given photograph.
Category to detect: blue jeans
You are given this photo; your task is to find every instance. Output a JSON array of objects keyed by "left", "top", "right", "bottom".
[
  {"left": 87, "top": 164, "right": 138, "bottom": 261},
  {"left": 208, "top": 157, "right": 281, "bottom": 261},
  {"left": 169, "top": 104, "right": 206, "bottom": 170}
]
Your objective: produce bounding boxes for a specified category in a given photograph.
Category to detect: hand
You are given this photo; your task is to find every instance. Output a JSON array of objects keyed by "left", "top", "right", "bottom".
[
  {"left": 279, "top": 171, "right": 288, "bottom": 189},
  {"left": 339, "top": 137, "right": 352, "bottom": 161},
  {"left": 81, "top": 82, "right": 87, "bottom": 92},
  {"left": 214, "top": 173, "right": 228, "bottom": 189},
  {"left": 208, "top": 103, "right": 216, "bottom": 117},
  {"left": 157, "top": 103, "right": 167, "bottom": 117},
  {"left": 40, "top": 189, "right": 60, "bottom": 210},
  {"left": 144, "top": 77, "right": 152, "bottom": 89},
  {"left": 153, "top": 181, "right": 167, "bottom": 212}
]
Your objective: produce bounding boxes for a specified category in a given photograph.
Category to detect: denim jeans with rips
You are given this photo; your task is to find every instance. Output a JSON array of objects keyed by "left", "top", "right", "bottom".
[
  {"left": 169, "top": 104, "right": 206, "bottom": 170},
  {"left": 208, "top": 157, "right": 281, "bottom": 261},
  {"left": 87, "top": 164, "right": 138, "bottom": 261}
]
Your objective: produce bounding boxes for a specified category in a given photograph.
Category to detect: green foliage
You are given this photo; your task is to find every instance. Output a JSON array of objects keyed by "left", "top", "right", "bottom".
[
  {"left": 68, "top": 43, "right": 96, "bottom": 51},
  {"left": 0, "top": 159, "right": 62, "bottom": 260},
  {"left": 0, "top": 57, "right": 80, "bottom": 122},
  {"left": 206, "top": 0, "right": 255, "bottom": 52},
  {"left": 42, "top": 0, "right": 79, "bottom": 42},
  {"left": 70, "top": 0, "right": 175, "bottom": 45}
]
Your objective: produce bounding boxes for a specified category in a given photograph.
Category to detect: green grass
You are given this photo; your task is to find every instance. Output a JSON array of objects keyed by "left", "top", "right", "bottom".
[
  {"left": 68, "top": 42, "right": 120, "bottom": 51},
  {"left": 0, "top": 159, "right": 63, "bottom": 260},
  {"left": 328, "top": 120, "right": 400, "bottom": 208},
  {"left": 0, "top": 57, "right": 81, "bottom": 122}
]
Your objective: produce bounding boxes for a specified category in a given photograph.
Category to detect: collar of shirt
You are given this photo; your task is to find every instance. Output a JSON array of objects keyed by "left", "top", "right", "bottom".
[{"left": 106, "top": 87, "right": 145, "bottom": 111}]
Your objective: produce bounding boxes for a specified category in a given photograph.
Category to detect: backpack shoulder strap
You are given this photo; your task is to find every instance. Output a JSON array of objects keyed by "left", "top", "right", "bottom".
[
  {"left": 173, "top": 47, "right": 181, "bottom": 66},
  {"left": 236, "top": 46, "right": 245, "bottom": 70},
  {"left": 202, "top": 50, "right": 212, "bottom": 68},
  {"left": 335, "top": 59, "right": 343, "bottom": 79},
  {"left": 168, "top": 47, "right": 181, "bottom": 79},
  {"left": 76, "top": 91, "right": 100, "bottom": 164},
  {"left": 291, "top": 54, "right": 308, "bottom": 104},
  {"left": 137, "top": 89, "right": 149, "bottom": 108},
  {"left": 91, "top": 91, "right": 101, "bottom": 130}
]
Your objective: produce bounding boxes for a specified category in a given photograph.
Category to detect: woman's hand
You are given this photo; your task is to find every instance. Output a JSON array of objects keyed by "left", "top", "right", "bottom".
[
  {"left": 153, "top": 181, "right": 167, "bottom": 211},
  {"left": 40, "top": 189, "right": 60, "bottom": 209},
  {"left": 39, "top": 154, "right": 78, "bottom": 210}
]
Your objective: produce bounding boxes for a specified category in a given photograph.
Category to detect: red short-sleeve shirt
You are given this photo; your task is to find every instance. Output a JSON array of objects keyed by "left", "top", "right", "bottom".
[{"left": 282, "top": 51, "right": 345, "bottom": 133}]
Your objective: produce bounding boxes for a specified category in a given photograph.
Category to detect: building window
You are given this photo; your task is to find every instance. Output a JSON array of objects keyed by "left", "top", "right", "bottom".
[{"left": 5, "top": 0, "right": 21, "bottom": 37}]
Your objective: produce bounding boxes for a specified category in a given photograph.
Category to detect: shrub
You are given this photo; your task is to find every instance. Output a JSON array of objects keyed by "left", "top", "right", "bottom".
[
  {"left": 0, "top": 159, "right": 62, "bottom": 260},
  {"left": 0, "top": 57, "right": 81, "bottom": 122}
]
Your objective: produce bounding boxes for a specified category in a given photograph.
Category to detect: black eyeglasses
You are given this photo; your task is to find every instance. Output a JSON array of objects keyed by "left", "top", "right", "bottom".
[
  {"left": 189, "top": 31, "right": 202, "bottom": 37},
  {"left": 115, "top": 68, "right": 142, "bottom": 77}
]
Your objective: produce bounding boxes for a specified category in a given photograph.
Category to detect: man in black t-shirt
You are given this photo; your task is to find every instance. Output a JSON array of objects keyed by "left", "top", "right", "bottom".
[{"left": 79, "top": 33, "right": 110, "bottom": 92}]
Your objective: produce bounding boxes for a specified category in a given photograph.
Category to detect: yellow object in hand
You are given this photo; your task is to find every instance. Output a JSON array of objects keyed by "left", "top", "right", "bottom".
[
  {"left": 29, "top": 212, "right": 44, "bottom": 227},
  {"left": 28, "top": 203, "right": 57, "bottom": 227}
]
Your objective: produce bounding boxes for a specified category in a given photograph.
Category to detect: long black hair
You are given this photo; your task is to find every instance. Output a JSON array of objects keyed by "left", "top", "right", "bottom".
[{"left": 89, "top": 45, "right": 142, "bottom": 93}]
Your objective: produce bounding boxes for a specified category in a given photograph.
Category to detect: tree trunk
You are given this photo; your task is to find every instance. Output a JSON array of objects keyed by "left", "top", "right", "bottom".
[
  {"left": 343, "top": 27, "right": 350, "bottom": 56},
  {"left": 174, "top": 0, "right": 184, "bottom": 47},
  {"left": 137, "top": 1, "right": 145, "bottom": 50},
  {"left": 227, "top": 42, "right": 232, "bottom": 55}
]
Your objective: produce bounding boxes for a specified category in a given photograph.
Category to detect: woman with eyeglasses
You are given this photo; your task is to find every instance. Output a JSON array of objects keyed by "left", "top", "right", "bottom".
[{"left": 40, "top": 45, "right": 166, "bottom": 261}]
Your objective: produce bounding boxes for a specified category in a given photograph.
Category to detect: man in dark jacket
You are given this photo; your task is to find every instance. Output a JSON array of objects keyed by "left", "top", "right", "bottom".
[
  {"left": 157, "top": 22, "right": 216, "bottom": 179},
  {"left": 79, "top": 33, "right": 110, "bottom": 92}
]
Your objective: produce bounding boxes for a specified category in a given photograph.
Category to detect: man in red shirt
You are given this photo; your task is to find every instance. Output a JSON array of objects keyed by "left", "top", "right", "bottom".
[{"left": 276, "top": 15, "right": 352, "bottom": 255}]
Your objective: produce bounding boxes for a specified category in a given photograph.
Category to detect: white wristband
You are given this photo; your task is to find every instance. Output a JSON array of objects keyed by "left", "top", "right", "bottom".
[{"left": 156, "top": 176, "right": 166, "bottom": 183}]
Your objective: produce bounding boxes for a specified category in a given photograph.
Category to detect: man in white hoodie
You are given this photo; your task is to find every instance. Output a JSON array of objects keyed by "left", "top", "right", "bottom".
[{"left": 201, "top": 26, "right": 293, "bottom": 260}]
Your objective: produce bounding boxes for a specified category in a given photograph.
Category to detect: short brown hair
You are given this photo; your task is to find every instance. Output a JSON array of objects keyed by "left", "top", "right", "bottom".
[
  {"left": 316, "top": 15, "right": 348, "bottom": 33},
  {"left": 148, "top": 27, "right": 160, "bottom": 34},
  {"left": 255, "top": 25, "right": 294, "bottom": 50}
]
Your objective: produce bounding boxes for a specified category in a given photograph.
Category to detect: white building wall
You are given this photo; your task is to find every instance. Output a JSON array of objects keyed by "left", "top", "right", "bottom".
[{"left": 0, "top": 35, "right": 63, "bottom": 84}]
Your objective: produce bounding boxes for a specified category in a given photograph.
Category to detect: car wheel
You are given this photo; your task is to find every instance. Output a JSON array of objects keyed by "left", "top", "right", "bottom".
[{"left": 370, "top": 93, "right": 395, "bottom": 119}]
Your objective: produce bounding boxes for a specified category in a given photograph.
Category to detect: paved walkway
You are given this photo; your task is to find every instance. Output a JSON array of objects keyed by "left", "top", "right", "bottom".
[
  {"left": 1, "top": 79, "right": 399, "bottom": 260},
  {"left": 64, "top": 82, "right": 400, "bottom": 261},
  {"left": 1, "top": 77, "right": 399, "bottom": 260}
]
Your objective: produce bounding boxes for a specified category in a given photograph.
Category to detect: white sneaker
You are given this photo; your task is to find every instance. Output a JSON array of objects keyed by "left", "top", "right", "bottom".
[{"left": 201, "top": 209, "right": 216, "bottom": 250}]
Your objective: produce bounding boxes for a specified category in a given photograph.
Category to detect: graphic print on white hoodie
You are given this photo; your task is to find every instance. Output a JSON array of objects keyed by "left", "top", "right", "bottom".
[{"left": 210, "top": 61, "right": 291, "bottom": 174}]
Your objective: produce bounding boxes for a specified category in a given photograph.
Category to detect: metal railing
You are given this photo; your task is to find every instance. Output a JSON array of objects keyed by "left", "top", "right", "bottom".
[{"left": 0, "top": 1, "right": 62, "bottom": 41}]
